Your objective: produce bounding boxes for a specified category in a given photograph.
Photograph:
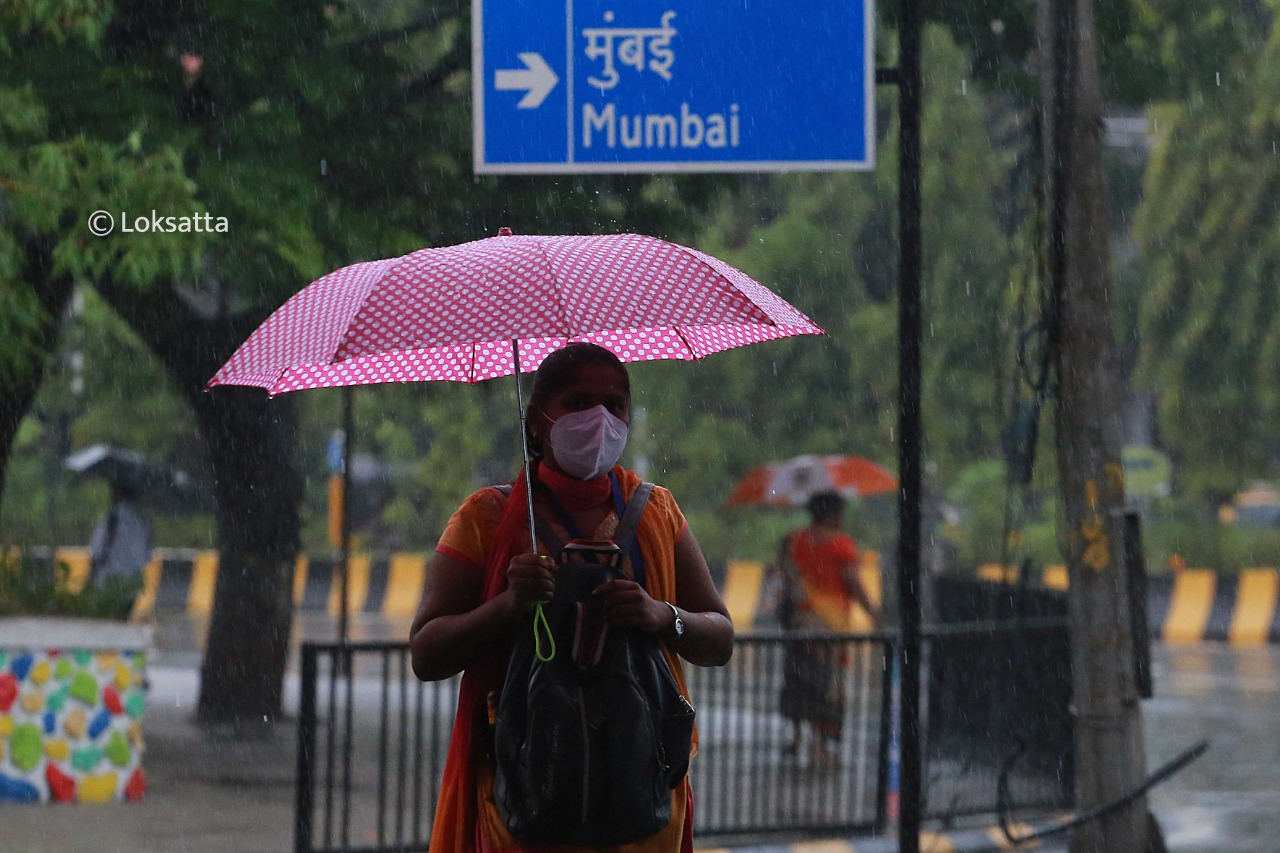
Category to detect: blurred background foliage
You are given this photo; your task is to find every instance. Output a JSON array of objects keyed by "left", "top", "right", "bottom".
[{"left": 3, "top": 0, "right": 1280, "bottom": 578}]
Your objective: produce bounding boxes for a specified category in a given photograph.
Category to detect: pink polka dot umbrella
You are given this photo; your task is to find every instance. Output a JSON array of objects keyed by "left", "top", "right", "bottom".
[
  {"left": 207, "top": 228, "right": 825, "bottom": 589},
  {"left": 207, "top": 229, "right": 824, "bottom": 394}
]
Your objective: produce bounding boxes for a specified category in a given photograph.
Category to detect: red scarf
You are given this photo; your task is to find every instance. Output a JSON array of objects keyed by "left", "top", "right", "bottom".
[{"left": 534, "top": 463, "right": 611, "bottom": 509}]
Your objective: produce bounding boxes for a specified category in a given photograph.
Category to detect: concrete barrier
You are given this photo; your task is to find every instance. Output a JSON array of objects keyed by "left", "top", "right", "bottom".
[
  {"left": 43, "top": 548, "right": 428, "bottom": 621},
  {"left": 34, "top": 548, "right": 1280, "bottom": 644}
]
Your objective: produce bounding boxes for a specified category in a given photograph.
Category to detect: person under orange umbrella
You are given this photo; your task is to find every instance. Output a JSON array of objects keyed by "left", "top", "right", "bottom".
[{"left": 775, "top": 490, "right": 879, "bottom": 765}]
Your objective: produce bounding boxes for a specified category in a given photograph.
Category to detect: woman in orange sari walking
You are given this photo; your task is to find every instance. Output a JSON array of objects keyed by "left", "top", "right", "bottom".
[{"left": 777, "top": 490, "right": 879, "bottom": 764}]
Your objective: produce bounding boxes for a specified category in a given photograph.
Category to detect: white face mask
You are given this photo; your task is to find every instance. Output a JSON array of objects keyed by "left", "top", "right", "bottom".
[{"left": 546, "top": 405, "right": 630, "bottom": 481}]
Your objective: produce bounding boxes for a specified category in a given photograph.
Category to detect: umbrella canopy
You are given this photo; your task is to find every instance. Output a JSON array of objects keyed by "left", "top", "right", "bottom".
[
  {"left": 207, "top": 229, "right": 823, "bottom": 394},
  {"left": 208, "top": 228, "right": 825, "bottom": 645},
  {"left": 724, "top": 454, "right": 898, "bottom": 509},
  {"left": 64, "top": 444, "right": 213, "bottom": 514}
]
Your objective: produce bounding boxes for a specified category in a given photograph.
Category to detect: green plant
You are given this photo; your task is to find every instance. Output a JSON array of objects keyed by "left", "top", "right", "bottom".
[
  {"left": 0, "top": 550, "right": 140, "bottom": 619},
  {"left": 1143, "top": 519, "right": 1280, "bottom": 574},
  {"left": 946, "top": 460, "right": 1010, "bottom": 566}
]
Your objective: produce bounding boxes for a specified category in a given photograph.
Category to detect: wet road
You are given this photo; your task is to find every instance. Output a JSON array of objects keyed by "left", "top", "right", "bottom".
[
  {"left": 152, "top": 614, "right": 1280, "bottom": 849},
  {"left": 1145, "top": 643, "right": 1280, "bottom": 853}
]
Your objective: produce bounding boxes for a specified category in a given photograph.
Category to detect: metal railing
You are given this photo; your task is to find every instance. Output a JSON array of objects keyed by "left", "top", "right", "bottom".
[
  {"left": 294, "top": 622, "right": 1073, "bottom": 853},
  {"left": 684, "top": 631, "right": 892, "bottom": 837},
  {"left": 295, "top": 643, "right": 457, "bottom": 853},
  {"left": 295, "top": 634, "right": 892, "bottom": 853},
  {"left": 922, "top": 618, "right": 1074, "bottom": 821}
]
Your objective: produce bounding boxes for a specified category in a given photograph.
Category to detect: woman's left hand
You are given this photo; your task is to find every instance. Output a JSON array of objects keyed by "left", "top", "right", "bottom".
[{"left": 593, "top": 579, "right": 670, "bottom": 634}]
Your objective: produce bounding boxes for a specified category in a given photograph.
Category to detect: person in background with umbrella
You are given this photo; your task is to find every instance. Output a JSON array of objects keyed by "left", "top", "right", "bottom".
[
  {"left": 88, "top": 478, "right": 152, "bottom": 618},
  {"left": 776, "top": 490, "right": 878, "bottom": 766},
  {"left": 410, "top": 342, "right": 733, "bottom": 853}
]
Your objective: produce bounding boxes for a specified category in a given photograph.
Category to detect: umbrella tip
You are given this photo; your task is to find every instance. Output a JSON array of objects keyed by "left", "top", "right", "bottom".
[{"left": 498, "top": 226, "right": 513, "bottom": 237}]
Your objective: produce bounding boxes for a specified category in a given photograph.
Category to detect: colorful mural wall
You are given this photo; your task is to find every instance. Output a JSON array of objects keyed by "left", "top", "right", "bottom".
[{"left": 0, "top": 644, "right": 148, "bottom": 803}]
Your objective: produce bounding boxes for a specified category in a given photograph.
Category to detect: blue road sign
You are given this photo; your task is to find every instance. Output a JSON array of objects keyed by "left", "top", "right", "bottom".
[{"left": 473, "top": 0, "right": 874, "bottom": 173}]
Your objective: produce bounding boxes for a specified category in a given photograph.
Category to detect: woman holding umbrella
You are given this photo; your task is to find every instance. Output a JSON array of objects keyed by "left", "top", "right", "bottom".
[{"left": 410, "top": 342, "right": 734, "bottom": 853}]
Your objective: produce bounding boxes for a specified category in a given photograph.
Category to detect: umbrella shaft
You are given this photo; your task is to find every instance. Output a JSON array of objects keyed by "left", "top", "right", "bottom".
[{"left": 513, "top": 340, "right": 538, "bottom": 556}]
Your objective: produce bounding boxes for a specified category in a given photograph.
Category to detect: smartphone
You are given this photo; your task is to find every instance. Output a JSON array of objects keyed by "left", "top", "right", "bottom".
[
  {"left": 558, "top": 540, "right": 622, "bottom": 667},
  {"left": 555, "top": 540, "right": 622, "bottom": 607},
  {"left": 560, "top": 539, "right": 622, "bottom": 570}
]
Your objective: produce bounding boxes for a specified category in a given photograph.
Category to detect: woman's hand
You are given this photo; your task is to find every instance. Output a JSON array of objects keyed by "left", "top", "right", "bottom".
[
  {"left": 506, "top": 553, "right": 556, "bottom": 609},
  {"left": 593, "top": 579, "right": 670, "bottom": 634}
]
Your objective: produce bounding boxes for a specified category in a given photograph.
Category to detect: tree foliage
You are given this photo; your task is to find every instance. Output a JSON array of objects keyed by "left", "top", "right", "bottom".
[
  {"left": 1133, "top": 1, "right": 1280, "bottom": 496},
  {"left": 876, "top": 0, "right": 1271, "bottom": 105},
  {"left": 1, "top": 0, "right": 721, "bottom": 722},
  {"left": 638, "top": 26, "right": 1020, "bottom": 559}
]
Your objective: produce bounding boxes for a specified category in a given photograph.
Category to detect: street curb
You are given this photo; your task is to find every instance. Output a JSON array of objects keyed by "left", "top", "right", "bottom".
[{"left": 696, "top": 816, "right": 1073, "bottom": 853}]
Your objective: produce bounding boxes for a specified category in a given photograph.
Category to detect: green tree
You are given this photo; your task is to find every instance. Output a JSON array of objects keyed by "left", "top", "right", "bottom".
[
  {"left": 640, "top": 26, "right": 1018, "bottom": 561},
  {"left": 1133, "top": 3, "right": 1280, "bottom": 497},
  {"left": 0, "top": 2, "right": 208, "bottom": 509},
  {"left": 873, "top": 0, "right": 1271, "bottom": 105},
  {"left": 2, "top": 0, "right": 715, "bottom": 724}
]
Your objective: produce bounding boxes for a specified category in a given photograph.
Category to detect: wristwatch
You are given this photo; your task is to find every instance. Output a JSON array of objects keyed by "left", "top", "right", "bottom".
[{"left": 666, "top": 602, "right": 685, "bottom": 639}]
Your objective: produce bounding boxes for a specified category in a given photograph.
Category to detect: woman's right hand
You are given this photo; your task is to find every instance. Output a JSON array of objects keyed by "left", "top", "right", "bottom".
[{"left": 506, "top": 552, "right": 557, "bottom": 609}]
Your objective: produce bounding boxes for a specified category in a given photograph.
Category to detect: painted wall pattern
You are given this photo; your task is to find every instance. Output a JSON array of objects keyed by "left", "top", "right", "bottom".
[{"left": 0, "top": 647, "right": 147, "bottom": 803}]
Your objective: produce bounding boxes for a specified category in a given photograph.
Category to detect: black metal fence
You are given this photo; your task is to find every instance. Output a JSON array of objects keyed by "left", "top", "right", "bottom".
[
  {"left": 294, "top": 623, "right": 1072, "bottom": 853},
  {"left": 922, "top": 578, "right": 1074, "bottom": 821},
  {"left": 295, "top": 643, "right": 457, "bottom": 853},
  {"left": 683, "top": 632, "right": 892, "bottom": 837},
  {"left": 295, "top": 634, "right": 891, "bottom": 853},
  {"left": 922, "top": 620, "right": 1074, "bottom": 820}
]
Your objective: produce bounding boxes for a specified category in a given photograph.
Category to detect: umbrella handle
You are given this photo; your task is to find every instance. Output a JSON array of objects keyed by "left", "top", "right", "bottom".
[{"left": 533, "top": 603, "right": 556, "bottom": 662}]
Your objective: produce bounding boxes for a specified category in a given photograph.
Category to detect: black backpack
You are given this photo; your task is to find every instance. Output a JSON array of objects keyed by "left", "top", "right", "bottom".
[{"left": 491, "top": 477, "right": 696, "bottom": 846}]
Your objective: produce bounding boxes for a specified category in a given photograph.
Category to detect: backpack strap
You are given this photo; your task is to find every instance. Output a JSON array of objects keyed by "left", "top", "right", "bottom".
[{"left": 610, "top": 474, "right": 654, "bottom": 587}]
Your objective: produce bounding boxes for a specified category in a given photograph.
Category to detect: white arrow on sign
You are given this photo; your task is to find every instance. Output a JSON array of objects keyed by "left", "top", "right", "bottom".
[{"left": 495, "top": 52, "right": 559, "bottom": 109}]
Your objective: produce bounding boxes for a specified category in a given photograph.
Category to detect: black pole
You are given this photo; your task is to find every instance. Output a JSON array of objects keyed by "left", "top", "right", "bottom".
[
  {"left": 895, "top": 0, "right": 925, "bottom": 851},
  {"left": 294, "top": 644, "right": 318, "bottom": 853},
  {"left": 339, "top": 387, "right": 353, "bottom": 647},
  {"left": 1047, "top": 0, "right": 1074, "bottom": 369}
]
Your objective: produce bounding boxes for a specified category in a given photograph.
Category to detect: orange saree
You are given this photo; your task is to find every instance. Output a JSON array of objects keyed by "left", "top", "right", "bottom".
[
  {"left": 788, "top": 529, "right": 860, "bottom": 632},
  {"left": 427, "top": 467, "right": 696, "bottom": 853}
]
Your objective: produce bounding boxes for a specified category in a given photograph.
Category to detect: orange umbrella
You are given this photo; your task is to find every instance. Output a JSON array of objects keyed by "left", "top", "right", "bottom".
[{"left": 725, "top": 454, "right": 897, "bottom": 508}]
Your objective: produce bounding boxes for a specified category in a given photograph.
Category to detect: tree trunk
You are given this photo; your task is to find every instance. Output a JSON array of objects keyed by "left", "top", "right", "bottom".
[
  {"left": 0, "top": 242, "right": 75, "bottom": 513},
  {"left": 191, "top": 385, "right": 301, "bottom": 726},
  {"left": 94, "top": 279, "right": 302, "bottom": 725},
  {"left": 1047, "top": 1, "right": 1154, "bottom": 850}
]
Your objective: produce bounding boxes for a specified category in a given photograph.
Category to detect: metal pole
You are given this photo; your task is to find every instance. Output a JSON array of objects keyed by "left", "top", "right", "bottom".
[
  {"left": 339, "top": 387, "right": 353, "bottom": 647},
  {"left": 1047, "top": 0, "right": 1073, "bottom": 362},
  {"left": 895, "top": 0, "right": 925, "bottom": 851},
  {"left": 294, "top": 644, "right": 318, "bottom": 853},
  {"left": 513, "top": 340, "right": 539, "bottom": 555}
]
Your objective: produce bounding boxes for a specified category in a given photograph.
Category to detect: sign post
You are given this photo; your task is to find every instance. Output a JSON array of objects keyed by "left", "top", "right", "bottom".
[{"left": 474, "top": 0, "right": 874, "bottom": 173}]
